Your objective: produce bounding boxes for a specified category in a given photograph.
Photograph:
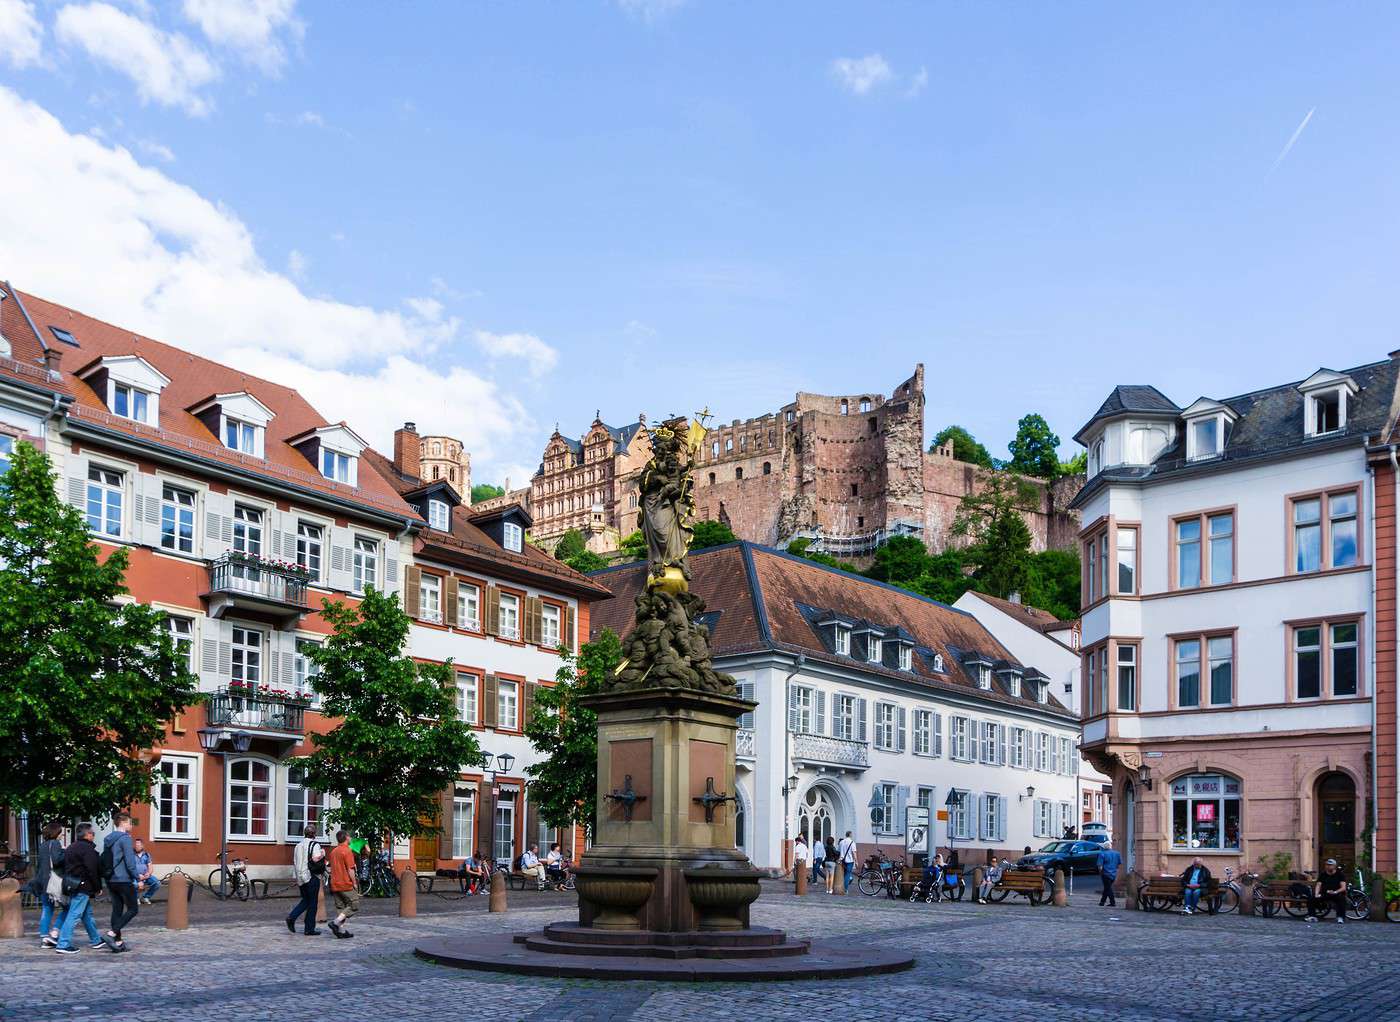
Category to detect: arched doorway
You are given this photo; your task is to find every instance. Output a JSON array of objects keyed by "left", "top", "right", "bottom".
[
  {"left": 1316, "top": 771, "right": 1357, "bottom": 871},
  {"left": 798, "top": 784, "right": 839, "bottom": 851}
]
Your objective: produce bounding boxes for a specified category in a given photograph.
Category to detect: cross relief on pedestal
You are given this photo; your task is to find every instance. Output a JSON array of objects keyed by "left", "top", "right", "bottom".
[
  {"left": 605, "top": 774, "right": 648, "bottom": 822},
  {"left": 692, "top": 775, "right": 737, "bottom": 824}
]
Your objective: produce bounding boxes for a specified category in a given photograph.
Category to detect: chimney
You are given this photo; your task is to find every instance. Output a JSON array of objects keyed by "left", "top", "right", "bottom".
[
  {"left": 393, "top": 421, "right": 421, "bottom": 480},
  {"left": 44, "top": 346, "right": 63, "bottom": 379}
]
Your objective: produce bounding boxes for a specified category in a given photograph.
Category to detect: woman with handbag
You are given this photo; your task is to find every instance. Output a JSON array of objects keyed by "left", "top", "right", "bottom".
[
  {"left": 33, "top": 821, "right": 66, "bottom": 948},
  {"left": 55, "top": 823, "right": 107, "bottom": 954}
]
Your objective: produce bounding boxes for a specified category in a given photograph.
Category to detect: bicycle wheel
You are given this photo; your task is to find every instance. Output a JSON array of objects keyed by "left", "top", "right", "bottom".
[
  {"left": 1346, "top": 892, "right": 1369, "bottom": 921},
  {"left": 207, "top": 867, "right": 232, "bottom": 899},
  {"left": 1283, "top": 899, "right": 1311, "bottom": 919},
  {"left": 857, "top": 870, "right": 883, "bottom": 897},
  {"left": 563, "top": 873, "right": 576, "bottom": 892},
  {"left": 234, "top": 875, "right": 250, "bottom": 902},
  {"left": 1213, "top": 887, "right": 1239, "bottom": 914},
  {"left": 988, "top": 888, "right": 1010, "bottom": 903},
  {"left": 1387, "top": 898, "right": 1400, "bottom": 923}
]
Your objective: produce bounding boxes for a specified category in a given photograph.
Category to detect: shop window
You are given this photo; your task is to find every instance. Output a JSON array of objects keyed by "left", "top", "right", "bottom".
[{"left": 1170, "top": 773, "right": 1242, "bottom": 851}]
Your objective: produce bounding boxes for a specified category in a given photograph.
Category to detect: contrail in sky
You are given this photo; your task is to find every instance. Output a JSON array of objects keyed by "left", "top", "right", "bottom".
[{"left": 1267, "top": 107, "right": 1315, "bottom": 178}]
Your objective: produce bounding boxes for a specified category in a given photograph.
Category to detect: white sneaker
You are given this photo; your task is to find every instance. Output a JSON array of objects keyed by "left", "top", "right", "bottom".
[
  {"left": 1305, "top": 916, "right": 1318, "bottom": 923},
  {"left": 1336, "top": 916, "right": 1345, "bottom": 924},
  {"left": 1181, "top": 908, "right": 1192, "bottom": 915}
]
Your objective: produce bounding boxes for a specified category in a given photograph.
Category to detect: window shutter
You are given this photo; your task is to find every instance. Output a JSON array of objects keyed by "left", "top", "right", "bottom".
[
  {"left": 998, "top": 725, "right": 1008, "bottom": 766},
  {"left": 64, "top": 453, "right": 89, "bottom": 513},
  {"left": 437, "top": 785, "right": 455, "bottom": 859},
  {"left": 815, "top": 691, "right": 826, "bottom": 736},
  {"left": 484, "top": 674, "right": 499, "bottom": 728},
  {"left": 979, "top": 795, "right": 991, "bottom": 841},
  {"left": 383, "top": 544, "right": 399, "bottom": 596},
  {"left": 996, "top": 796, "right": 1007, "bottom": 843},
  {"left": 485, "top": 586, "right": 501, "bottom": 636},
  {"left": 404, "top": 565, "right": 421, "bottom": 618},
  {"left": 203, "top": 491, "right": 229, "bottom": 556},
  {"left": 201, "top": 636, "right": 219, "bottom": 677},
  {"left": 967, "top": 721, "right": 979, "bottom": 763},
  {"left": 135, "top": 473, "right": 162, "bottom": 546},
  {"left": 895, "top": 785, "right": 909, "bottom": 835},
  {"left": 738, "top": 682, "right": 755, "bottom": 729},
  {"left": 525, "top": 795, "right": 539, "bottom": 857},
  {"left": 523, "top": 681, "right": 536, "bottom": 730},
  {"left": 856, "top": 698, "right": 868, "bottom": 743},
  {"left": 523, "top": 597, "right": 540, "bottom": 645},
  {"left": 564, "top": 605, "right": 575, "bottom": 652},
  {"left": 934, "top": 712, "right": 944, "bottom": 757},
  {"left": 787, "top": 685, "right": 800, "bottom": 732},
  {"left": 477, "top": 779, "right": 495, "bottom": 860},
  {"left": 897, "top": 707, "right": 907, "bottom": 753},
  {"left": 445, "top": 577, "right": 458, "bottom": 626},
  {"left": 328, "top": 526, "right": 353, "bottom": 591}
]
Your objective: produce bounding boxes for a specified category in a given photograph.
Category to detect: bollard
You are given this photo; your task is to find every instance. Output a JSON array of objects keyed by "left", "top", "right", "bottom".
[
  {"left": 316, "top": 880, "right": 328, "bottom": 924},
  {"left": 399, "top": 868, "right": 417, "bottom": 917},
  {"left": 1239, "top": 880, "right": 1255, "bottom": 918},
  {"left": 1052, "top": 868, "right": 1068, "bottom": 907},
  {"left": 795, "top": 865, "right": 808, "bottom": 896},
  {"left": 165, "top": 871, "right": 189, "bottom": 931},
  {"left": 0, "top": 878, "right": 22, "bottom": 938},
  {"left": 972, "top": 866, "right": 985, "bottom": 903},
  {"left": 836, "top": 864, "right": 847, "bottom": 896},
  {"left": 1371, "top": 873, "right": 1388, "bottom": 923},
  {"left": 1125, "top": 877, "right": 1138, "bottom": 911},
  {"left": 489, "top": 870, "right": 508, "bottom": 912}
]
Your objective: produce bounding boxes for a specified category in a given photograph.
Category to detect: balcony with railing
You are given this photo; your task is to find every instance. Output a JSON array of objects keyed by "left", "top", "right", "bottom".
[
  {"left": 790, "top": 731, "right": 870, "bottom": 772},
  {"left": 205, "top": 687, "right": 307, "bottom": 737},
  {"left": 205, "top": 552, "right": 311, "bottom": 623},
  {"left": 736, "top": 728, "right": 756, "bottom": 762}
]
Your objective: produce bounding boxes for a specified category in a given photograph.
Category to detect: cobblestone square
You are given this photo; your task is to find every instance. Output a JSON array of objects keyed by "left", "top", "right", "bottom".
[{"left": 5, "top": 885, "right": 1400, "bottom": 1022}]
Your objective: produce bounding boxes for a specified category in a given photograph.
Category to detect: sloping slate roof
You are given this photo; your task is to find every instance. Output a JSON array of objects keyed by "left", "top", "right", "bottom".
[
  {"left": 17, "top": 286, "right": 416, "bottom": 518},
  {"left": 1092, "top": 385, "right": 1179, "bottom": 419},
  {"left": 589, "top": 543, "right": 1074, "bottom": 718},
  {"left": 1074, "top": 359, "right": 1400, "bottom": 508},
  {"left": 606, "top": 421, "right": 645, "bottom": 449}
]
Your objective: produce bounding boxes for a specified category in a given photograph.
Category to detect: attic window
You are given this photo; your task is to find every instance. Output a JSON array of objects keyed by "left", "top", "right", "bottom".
[
  {"left": 1010, "top": 674, "right": 1022, "bottom": 697},
  {"left": 1310, "top": 390, "right": 1343, "bottom": 435},
  {"left": 503, "top": 521, "right": 523, "bottom": 553},
  {"left": 428, "top": 498, "right": 450, "bottom": 531},
  {"left": 49, "top": 326, "right": 78, "bottom": 346},
  {"left": 833, "top": 624, "right": 850, "bottom": 655},
  {"left": 113, "top": 383, "right": 150, "bottom": 424},
  {"left": 1036, "top": 682, "right": 1048, "bottom": 704},
  {"left": 931, "top": 653, "right": 944, "bottom": 672},
  {"left": 897, "top": 644, "right": 912, "bottom": 671},
  {"left": 321, "top": 449, "right": 353, "bottom": 484},
  {"left": 867, "top": 635, "right": 882, "bottom": 663},
  {"left": 1187, "top": 416, "right": 1222, "bottom": 461},
  {"left": 977, "top": 666, "right": 992, "bottom": 690},
  {"left": 224, "top": 417, "right": 261, "bottom": 456}
]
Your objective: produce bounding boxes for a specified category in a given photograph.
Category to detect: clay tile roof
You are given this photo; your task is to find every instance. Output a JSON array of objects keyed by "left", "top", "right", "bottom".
[
  {"left": 964, "top": 591, "right": 1071, "bottom": 633},
  {"left": 0, "top": 282, "right": 70, "bottom": 397},
  {"left": 13, "top": 285, "right": 414, "bottom": 520},
  {"left": 589, "top": 542, "right": 1073, "bottom": 717}
]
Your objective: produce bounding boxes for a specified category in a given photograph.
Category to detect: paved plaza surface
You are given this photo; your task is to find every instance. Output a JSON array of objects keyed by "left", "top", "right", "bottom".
[{"left": 5, "top": 883, "right": 1400, "bottom": 1022}]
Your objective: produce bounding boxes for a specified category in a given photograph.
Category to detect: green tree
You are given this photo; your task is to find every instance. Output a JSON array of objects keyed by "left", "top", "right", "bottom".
[
  {"left": 553, "top": 528, "right": 587, "bottom": 563},
  {"left": 618, "top": 530, "right": 647, "bottom": 562},
  {"left": 0, "top": 442, "right": 199, "bottom": 820},
  {"left": 1057, "top": 451, "right": 1087, "bottom": 478},
  {"left": 470, "top": 483, "right": 505, "bottom": 504},
  {"left": 1006, "top": 413, "right": 1062, "bottom": 479},
  {"left": 690, "top": 519, "right": 737, "bottom": 551},
  {"left": 297, "top": 587, "right": 479, "bottom": 852},
  {"left": 525, "top": 629, "right": 624, "bottom": 834},
  {"left": 867, "top": 534, "right": 932, "bottom": 586},
  {"left": 1022, "top": 548, "right": 1082, "bottom": 621},
  {"left": 931, "top": 424, "right": 994, "bottom": 468},
  {"left": 954, "top": 472, "right": 1038, "bottom": 600},
  {"left": 565, "top": 549, "right": 609, "bottom": 574},
  {"left": 908, "top": 550, "right": 974, "bottom": 605}
]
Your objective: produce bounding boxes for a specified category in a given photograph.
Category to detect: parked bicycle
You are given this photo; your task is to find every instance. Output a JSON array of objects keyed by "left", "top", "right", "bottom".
[
  {"left": 857, "top": 853, "right": 905, "bottom": 898},
  {"left": 356, "top": 847, "right": 400, "bottom": 898},
  {"left": 1207, "top": 865, "right": 1252, "bottom": 914},
  {"left": 208, "top": 854, "right": 252, "bottom": 901}
]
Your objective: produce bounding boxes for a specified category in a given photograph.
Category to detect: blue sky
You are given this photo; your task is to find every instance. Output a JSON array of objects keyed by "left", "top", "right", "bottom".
[{"left": 1, "top": 1, "right": 1397, "bottom": 485}]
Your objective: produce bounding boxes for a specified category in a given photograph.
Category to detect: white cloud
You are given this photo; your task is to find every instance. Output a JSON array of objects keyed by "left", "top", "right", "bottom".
[
  {"left": 831, "top": 53, "right": 892, "bottom": 96},
  {"left": 55, "top": 3, "right": 219, "bottom": 116},
  {"left": 473, "top": 329, "right": 559, "bottom": 378},
  {"left": 0, "top": 0, "right": 43, "bottom": 68},
  {"left": 905, "top": 66, "right": 928, "bottom": 99},
  {"left": 286, "top": 248, "right": 307, "bottom": 279},
  {"left": 135, "top": 138, "right": 175, "bottom": 162},
  {"left": 0, "top": 86, "right": 545, "bottom": 477},
  {"left": 616, "top": 0, "right": 686, "bottom": 22},
  {"left": 181, "top": 0, "right": 301, "bottom": 74}
]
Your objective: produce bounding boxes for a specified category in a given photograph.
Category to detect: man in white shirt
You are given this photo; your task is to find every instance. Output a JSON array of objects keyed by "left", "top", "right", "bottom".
[
  {"left": 520, "top": 844, "right": 547, "bottom": 889},
  {"left": 838, "top": 831, "right": 857, "bottom": 891},
  {"left": 792, "top": 833, "right": 810, "bottom": 883}
]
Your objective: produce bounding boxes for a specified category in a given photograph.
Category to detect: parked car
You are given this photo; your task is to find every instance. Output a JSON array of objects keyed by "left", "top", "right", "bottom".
[
  {"left": 1081, "top": 821, "right": 1110, "bottom": 841},
  {"left": 1017, "top": 840, "right": 1105, "bottom": 876}
]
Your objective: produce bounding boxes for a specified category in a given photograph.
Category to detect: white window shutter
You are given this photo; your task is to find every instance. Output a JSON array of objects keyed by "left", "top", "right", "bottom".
[
  {"left": 329, "top": 526, "right": 353, "bottom": 591},
  {"left": 814, "top": 690, "right": 826, "bottom": 735},
  {"left": 856, "top": 698, "right": 868, "bottom": 743},
  {"left": 934, "top": 712, "right": 944, "bottom": 757},
  {"left": 138, "top": 473, "right": 163, "bottom": 547},
  {"left": 201, "top": 635, "right": 219, "bottom": 678},
  {"left": 998, "top": 725, "right": 1008, "bottom": 766},
  {"left": 895, "top": 785, "right": 909, "bottom": 835},
  {"left": 967, "top": 721, "right": 979, "bottom": 763},
  {"left": 738, "top": 682, "right": 755, "bottom": 730},
  {"left": 897, "top": 707, "right": 907, "bottom": 752},
  {"left": 64, "top": 453, "right": 89, "bottom": 513},
  {"left": 384, "top": 542, "right": 400, "bottom": 596},
  {"left": 204, "top": 490, "right": 230, "bottom": 557},
  {"left": 996, "top": 796, "right": 1007, "bottom": 842},
  {"left": 787, "top": 685, "right": 800, "bottom": 732}
]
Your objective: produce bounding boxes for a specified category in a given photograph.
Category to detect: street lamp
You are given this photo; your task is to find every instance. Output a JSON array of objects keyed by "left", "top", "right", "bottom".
[
  {"left": 197, "top": 728, "right": 253, "bottom": 898},
  {"left": 1137, "top": 764, "right": 1153, "bottom": 791},
  {"left": 944, "top": 789, "right": 963, "bottom": 865},
  {"left": 497, "top": 752, "right": 516, "bottom": 774},
  {"left": 479, "top": 751, "right": 516, "bottom": 867},
  {"left": 781, "top": 772, "right": 800, "bottom": 869}
]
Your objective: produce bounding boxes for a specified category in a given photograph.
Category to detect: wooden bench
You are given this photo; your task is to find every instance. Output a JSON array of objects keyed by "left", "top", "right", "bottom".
[
  {"left": 1255, "top": 880, "right": 1313, "bottom": 918},
  {"left": 990, "top": 866, "right": 1050, "bottom": 905},
  {"left": 1137, "top": 875, "right": 1221, "bottom": 913}
]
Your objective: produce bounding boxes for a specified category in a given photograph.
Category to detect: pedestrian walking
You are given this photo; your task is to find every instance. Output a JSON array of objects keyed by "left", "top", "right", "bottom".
[
  {"left": 286, "top": 824, "right": 325, "bottom": 936},
  {"left": 810, "top": 830, "right": 826, "bottom": 883},
  {"left": 823, "top": 836, "right": 838, "bottom": 893},
  {"left": 133, "top": 839, "right": 160, "bottom": 904},
  {"left": 792, "top": 833, "right": 810, "bottom": 881},
  {"left": 837, "top": 831, "right": 857, "bottom": 891},
  {"left": 30, "top": 821, "right": 66, "bottom": 948},
  {"left": 54, "top": 824, "right": 106, "bottom": 955},
  {"left": 326, "top": 831, "right": 359, "bottom": 940},
  {"left": 1096, "top": 840, "right": 1122, "bottom": 907},
  {"left": 101, "top": 811, "right": 140, "bottom": 951}
]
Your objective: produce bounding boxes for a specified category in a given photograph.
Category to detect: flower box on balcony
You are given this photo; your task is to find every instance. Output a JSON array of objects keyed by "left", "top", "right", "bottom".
[{"left": 225, "top": 550, "right": 316, "bottom": 581}]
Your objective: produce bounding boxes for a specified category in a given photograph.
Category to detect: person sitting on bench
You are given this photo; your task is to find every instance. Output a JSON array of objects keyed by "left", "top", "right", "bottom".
[
  {"left": 976, "top": 857, "right": 1004, "bottom": 904},
  {"left": 1309, "top": 859, "right": 1349, "bottom": 924},
  {"left": 459, "top": 852, "right": 486, "bottom": 894},
  {"left": 544, "top": 843, "right": 568, "bottom": 890},
  {"left": 520, "top": 844, "right": 547, "bottom": 889},
  {"left": 1179, "top": 858, "right": 1212, "bottom": 915}
]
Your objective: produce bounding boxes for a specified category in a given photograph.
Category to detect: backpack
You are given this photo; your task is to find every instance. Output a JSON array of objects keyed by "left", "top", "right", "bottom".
[
  {"left": 307, "top": 840, "right": 327, "bottom": 876},
  {"left": 99, "top": 842, "right": 115, "bottom": 881}
]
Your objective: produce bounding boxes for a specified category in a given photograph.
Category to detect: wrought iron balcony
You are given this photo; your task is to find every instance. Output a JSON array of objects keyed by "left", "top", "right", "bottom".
[
  {"left": 205, "top": 552, "right": 311, "bottom": 623},
  {"left": 790, "top": 731, "right": 870, "bottom": 772},
  {"left": 736, "top": 727, "right": 756, "bottom": 761},
  {"left": 206, "top": 687, "right": 306, "bottom": 736}
]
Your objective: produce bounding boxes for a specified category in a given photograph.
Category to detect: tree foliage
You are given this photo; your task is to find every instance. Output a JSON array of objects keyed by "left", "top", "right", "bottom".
[
  {"left": 1022, "top": 548, "right": 1082, "bottom": 622},
  {"left": 470, "top": 483, "right": 505, "bottom": 504},
  {"left": 553, "top": 528, "right": 587, "bottom": 563},
  {"left": 564, "top": 549, "right": 609, "bottom": 574},
  {"left": 297, "top": 587, "right": 479, "bottom": 851},
  {"left": 689, "top": 519, "right": 737, "bottom": 551},
  {"left": 618, "top": 530, "right": 647, "bottom": 562},
  {"left": 525, "top": 629, "right": 624, "bottom": 834},
  {"left": 1007, "top": 413, "right": 1062, "bottom": 479},
  {"left": 1057, "top": 450, "right": 1087, "bottom": 478},
  {"left": 931, "top": 424, "right": 994, "bottom": 468},
  {"left": 0, "top": 442, "right": 199, "bottom": 820},
  {"left": 954, "top": 471, "right": 1039, "bottom": 600}
]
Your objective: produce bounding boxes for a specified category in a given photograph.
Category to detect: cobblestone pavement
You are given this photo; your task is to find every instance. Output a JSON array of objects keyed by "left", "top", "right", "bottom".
[{"left": 5, "top": 885, "right": 1400, "bottom": 1022}]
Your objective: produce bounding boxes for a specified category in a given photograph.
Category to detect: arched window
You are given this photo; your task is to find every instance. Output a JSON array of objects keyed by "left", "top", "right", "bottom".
[
  {"left": 228, "top": 758, "right": 273, "bottom": 838},
  {"left": 735, "top": 467, "right": 743, "bottom": 480},
  {"left": 708, "top": 472, "right": 716, "bottom": 484},
  {"left": 449, "top": 468, "right": 456, "bottom": 481},
  {"left": 1170, "top": 773, "right": 1241, "bottom": 851},
  {"left": 840, "top": 400, "right": 848, "bottom": 415}
]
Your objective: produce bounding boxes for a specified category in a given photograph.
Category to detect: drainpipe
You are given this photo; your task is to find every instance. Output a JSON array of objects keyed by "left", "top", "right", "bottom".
[
  {"left": 1378, "top": 445, "right": 1397, "bottom": 872},
  {"left": 782, "top": 653, "right": 807, "bottom": 868}
]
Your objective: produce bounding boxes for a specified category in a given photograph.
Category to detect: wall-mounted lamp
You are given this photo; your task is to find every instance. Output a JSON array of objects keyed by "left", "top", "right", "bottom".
[
  {"left": 1137, "top": 764, "right": 1153, "bottom": 791},
  {"left": 1019, "top": 785, "right": 1037, "bottom": 803}
]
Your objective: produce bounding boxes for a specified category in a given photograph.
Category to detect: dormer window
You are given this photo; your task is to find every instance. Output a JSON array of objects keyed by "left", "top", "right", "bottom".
[
  {"left": 1035, "top": 682, "right": 1048, "bottom": 704},
  {"left": 1010, "top": 674, "right": 1022, "bottom": 697},
  {"left": 113, "top": 383, "right": 149, "bottom": 423},
  {"left": 428, "top": 499, "right": 450, "bottom": 531},
  {"left": 833, "top": 625, "right": 850, "bottom": 655},
  {"left": 1312, "top": 391, "right": 1341, "bottom": 433},
  {"left": 977, "top": 666, "right": 992, "bottom": 690},
  {"left": 79, "top": 355, "right": 169, "bottom": 427},
  {"left": 503, "top": 521, "right": 523, "bottom": 552},
  {"left": 322, "top": 449, "right": 352, "bottom": 483},
  {"left": 224, "top": 417, "right": 260, "bottom": 455},
  {"left": 1299, "top": 370, "right": 1357, "bottom": 438},
  {"left": 1189, "top": 417, "right": 1219, "bottom": 460},
  {"left": 190, "top": 391, "right": 274, "bottom": 459},
  {"left": 931, "top": 653, "right": 944, "bottom": 672},
  {"left": 288, "top": 423, "right": 367, "bottom": 488},
  {"left": 867, "top": 635, "right": 882, "bottom": 663},
  {"left": 897, "top": 644, "right": 912, "bottom": 671}
]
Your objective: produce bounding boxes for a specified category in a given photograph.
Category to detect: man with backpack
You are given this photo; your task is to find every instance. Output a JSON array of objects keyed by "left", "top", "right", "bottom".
[
  {"left": 54, "top": 824, "right": 106, "bottom": 955},
  {"left": 101, "top": 812, "right": 140, "bottom": 951},
  {"left": 286, "top": 824, "right": 324, "bottom": 936},
  {"left": 838, "top": 831, "right": 857, "bottom": 892}
]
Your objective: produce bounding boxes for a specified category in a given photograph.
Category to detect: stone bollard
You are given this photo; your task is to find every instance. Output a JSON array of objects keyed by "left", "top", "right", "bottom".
[
  {"left": 1052, "top": 868, "right": 1068, "bottom": 907},
  {"left": 972, "top": 866, "right": 985, "bottom": 903},
  {"left": 795, "top": 865, "right": 808, "bottom": 896},
  {"left": 1239, "top": 880, "right": 1255, "bottom": 918},
  {"left": 0, "top": 878, "right": 22, "bottom": 938},
  {"left": 1371, "top": 873, "right": 1388, "bottom": 923},
  {"left": 836, "top": 864, "right": 847, "bottom": 896},
  {"left": 489, "top": 870, "right": 507, "bottom": 912},
  {"left": 399, "top": 869, "right": 417, "bottom": 917},
  {"left": 316, "top": 880, "right": 328, "bottom": 924},
  {"left": 165, "top": 871, "right": 190, "bottom": 931},
  {"left": 1125, "top": 877, "right": 1138, "bottom": 911}
]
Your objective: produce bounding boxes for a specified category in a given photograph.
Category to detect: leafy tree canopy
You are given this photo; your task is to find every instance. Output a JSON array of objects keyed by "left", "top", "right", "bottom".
[
  {"left": 298, "top": 587, "right": 479, "bottom": 850},
  {"left": 867, "top": 534, "right": 934, "bottom": 587},
  {"left": 689, "top": 519, "right": 737, "bottom": 551},
  {"left": 0, "top": 442, "right": 199, "bottom": 820},
  {"left": 618, "top": 530, "right": 647, "bottom": 562},
  {"left": 931, "top": 424, "right": 995, "bottom": 468},
  {"left": 1021, "top": 548, "right": 1081, "bottom": 622},
  {"left": 954, "top": 471, "right": 1038, "bottom": 601},
  {"left": 1057, "top": 451, "right": 1087, "bottom": 478},
  {"left": 470, "top": 483, "right": 505, "bottom": 504},
  {"left": 1006, "top": 413, "right": 1062, "bottom": 479},
  {"left": 565, "top": 549, "right": 609, "bottom": 574},
  {"left": 525, "top": 629, "right": 624, "bottom": 834},
  {"left": 553, "top": 528, "right": 587, "bottom": 563}
]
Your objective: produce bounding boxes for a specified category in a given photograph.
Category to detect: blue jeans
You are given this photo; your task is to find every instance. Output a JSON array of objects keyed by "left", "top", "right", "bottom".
[
  {"left": 1183, "top": 886, "right": 1203, "bottom": 912},
  {"left": 57, "top": 892, "right": 100, "bottom": 950},
  {"left": 812, "top": 859, "right": 823, "bottom": 883},
  {"left": 843, "top": 862, "right": 854, "bottom": 889},
  {"left": 287, "top": 879, "right": 320, "bottom": 933},
  {"left": 38, "top": 895, "right": 60, "bottom": 937},
  {"left": 139, "top": 876, "right": 161, "bottom": 899}
]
